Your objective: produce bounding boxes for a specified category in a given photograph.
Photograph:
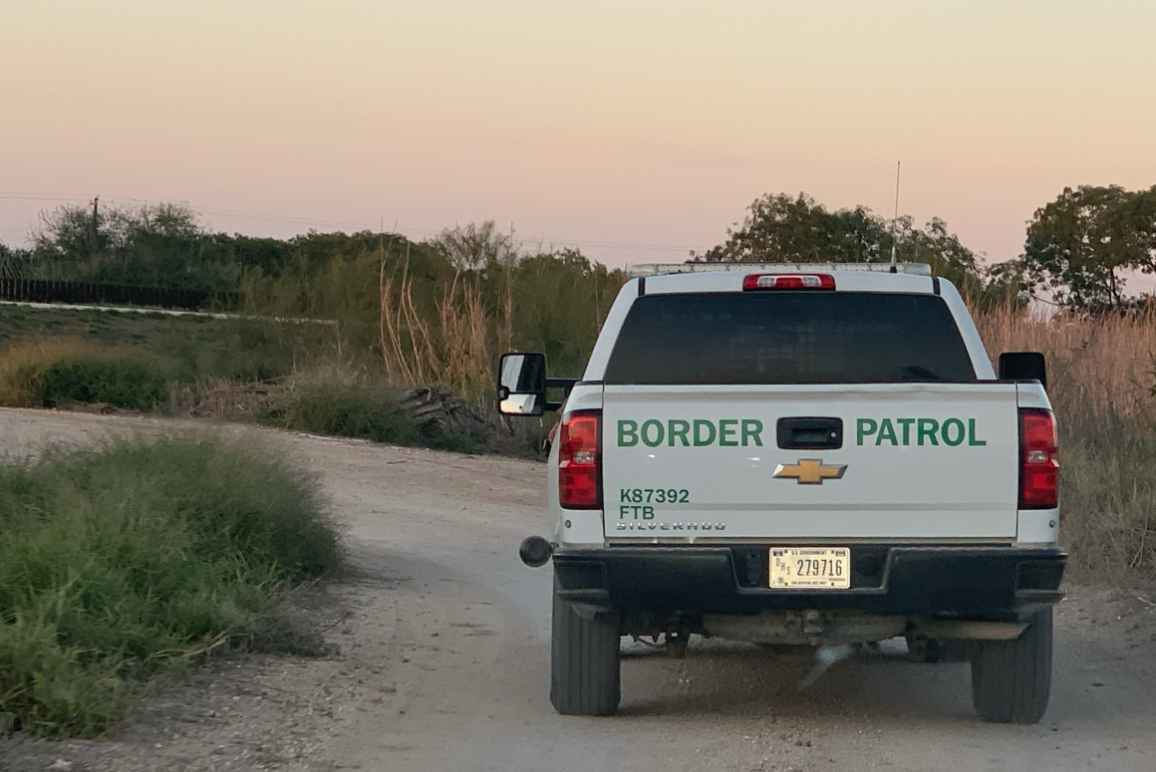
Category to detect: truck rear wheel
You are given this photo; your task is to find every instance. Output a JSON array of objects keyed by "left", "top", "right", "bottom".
[
  {"left": 550, "top": 575, "right": 621, "bottom": 716},
  {"left": 970, "top": 608, "right": 1053, "bottom": 724}
]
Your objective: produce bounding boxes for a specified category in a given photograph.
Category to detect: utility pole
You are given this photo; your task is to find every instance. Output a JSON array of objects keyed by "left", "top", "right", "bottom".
[{"left": 89, "top": 195, "right": 100, "bottom": 258}]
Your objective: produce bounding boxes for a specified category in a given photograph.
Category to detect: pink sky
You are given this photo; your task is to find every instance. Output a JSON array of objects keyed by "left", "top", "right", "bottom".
[{"left": 3, "top": 1, "right": 1155, "bottom": 280}]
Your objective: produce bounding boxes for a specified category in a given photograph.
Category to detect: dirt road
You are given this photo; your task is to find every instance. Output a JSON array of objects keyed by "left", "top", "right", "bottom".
[{"left": 3, "top": 408, "right": 1156, "bottom": 771}]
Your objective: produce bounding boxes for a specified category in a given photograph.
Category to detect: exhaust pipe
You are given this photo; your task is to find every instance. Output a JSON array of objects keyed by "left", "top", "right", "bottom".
[{"left": 519, "top": 536, "right": 554, "bottom": 568}]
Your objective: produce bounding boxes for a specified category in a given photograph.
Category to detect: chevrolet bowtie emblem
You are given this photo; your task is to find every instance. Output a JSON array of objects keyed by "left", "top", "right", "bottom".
[{"left": 773, "top": 459, "right": 847, "bottom": 485}]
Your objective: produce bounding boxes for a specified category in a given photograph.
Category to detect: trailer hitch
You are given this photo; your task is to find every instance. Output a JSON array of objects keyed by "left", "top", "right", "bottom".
[{"left": 518, "top": 536, "right": 554, "bottom": 567}]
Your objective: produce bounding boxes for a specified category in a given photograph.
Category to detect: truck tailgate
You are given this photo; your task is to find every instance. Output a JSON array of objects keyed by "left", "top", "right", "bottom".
[{"left": 601, "top": 383, "right": 1019, "bottom": 540}]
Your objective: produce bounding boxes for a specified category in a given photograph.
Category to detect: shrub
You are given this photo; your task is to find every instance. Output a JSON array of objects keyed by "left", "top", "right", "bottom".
[
  {"left": 0, "top": 437, "right": 341, "bottom": 736},
  {"left": 265, "top": 383, "right": 489, "bottom": 453},
  {"left": 37, "top": 356, "right": 167, "bottom": 410},
  {"left": 0, "top": 341, "right": 168, "bottom": 411},
  {"left": 0, "top": 340, "right": 102, "bottom": 407},
  {"left": 153, "top": 318, "right": 322, "bottom": 384}
]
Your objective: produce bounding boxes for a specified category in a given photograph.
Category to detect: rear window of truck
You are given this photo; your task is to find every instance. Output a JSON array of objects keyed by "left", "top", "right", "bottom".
[{"left": 604, "top": 292, "right": 976, "bottom": 385}]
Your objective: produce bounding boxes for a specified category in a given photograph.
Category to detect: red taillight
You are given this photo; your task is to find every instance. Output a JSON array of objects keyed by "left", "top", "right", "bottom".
[
  {"left": 559, "top": 410, "right": 601, "bottom": 509},
  {"left": 1019, "top": 408, "right": 1059, "bottom": 509},
  {"left": 742, "top": 273, "right": 836, "bottom": 291}
]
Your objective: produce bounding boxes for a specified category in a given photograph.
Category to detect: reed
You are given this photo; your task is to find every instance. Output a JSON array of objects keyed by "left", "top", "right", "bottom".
[{"left": 974, "top": 304, "right": 1156, "bottom": 578}]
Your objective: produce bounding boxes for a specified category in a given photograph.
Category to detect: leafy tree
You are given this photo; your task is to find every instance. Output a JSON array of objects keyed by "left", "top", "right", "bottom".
[
  {"left": 504, "top": 247, "right": 626, "bottom": 374},
  {"left": 1022, "top": 185, "right": 1156, "bottom": 311},
  {"left": 702, "top": 192, "right": 988, "bottom": 298},
  {"left": 29, "top": 203, "right": 301, "bottom": 293},
  {"left": 895, "top": 216, "right": 987, "bottom": 299},
  {"left": 435, "top": 222, "right": 517, "bottom": 270},
  {"left": 31, "top": 202, "right": 209, "bottom": 285},
  {"left": 33, "top": 203, "right": 104, "bottom": 261},
  {"left": 702, "top": 193, "right": 888, "bottom": 263},
  {"left": 983, "top": 259, "right": 1033, "bottom": 309},
  {"left": 899, "top": 217, "right": 977, "bottom": 273}
]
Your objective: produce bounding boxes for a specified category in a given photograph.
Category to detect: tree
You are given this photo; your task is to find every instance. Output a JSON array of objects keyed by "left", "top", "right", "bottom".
[
  {"left": 434, "top": 221, "right": 517, "bottom": 270},
  {"left": 897, "top": 216, "right": 986, "bottom": 298},
  {"left": 701, "top": 192, "right": 988, "bottom": 298},
  {"left": 31, "top": 201, "right": 201, "bottom": 268},
  {"left": 1022, "top": 185, "right": 1156, "bottom": 311},
  {"left": 29, "top": 202, "right": 251, "bottom": 291},
  {"left": 983, "top": 259, "right": 1033, "bottom": 309},
  {"left": 702, "top": 193, "right": 888, "bottom": 263},
  {"left": 0, "top": 241, "right": 26, "bottom": 279},
  {"left": 900, "top": 217, "right": 978, "bottom": 273},
  {"left": 33, "top": 203, "right": 104, "bottom": 261}
]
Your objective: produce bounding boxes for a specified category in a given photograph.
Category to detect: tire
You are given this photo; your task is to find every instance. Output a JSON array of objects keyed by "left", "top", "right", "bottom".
[
  {"left": 550, "top": 576, "right": 621, "bottom": 715},
  {"left": 970, "top": 608, "right": 1053, "bottom": 724}
]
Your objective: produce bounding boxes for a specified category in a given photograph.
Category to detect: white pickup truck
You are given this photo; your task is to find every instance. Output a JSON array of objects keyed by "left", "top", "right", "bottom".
[{"left": 499, "top": 263, "right": 1064, "bottom": 725}]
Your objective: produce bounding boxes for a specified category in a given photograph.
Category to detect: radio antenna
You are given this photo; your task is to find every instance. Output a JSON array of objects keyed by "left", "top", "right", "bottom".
[{"left": 889, "top": 161, "right": 901, "bottom": 267}]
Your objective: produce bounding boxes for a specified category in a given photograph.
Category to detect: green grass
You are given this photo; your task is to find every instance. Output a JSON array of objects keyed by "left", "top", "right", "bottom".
[
  {"left": 263, "top": 384, "right": 490, "bottom": 454},
  {"left": 0, "top": 437, "right": 341, "bottom": 736},
  {"left": 37, "top": 356, "right": 168, "bottom": 409},
  {"left": 0, "top": 305, "right": 333, "bottom": 385},
  {"left": 0, "top": 305, "right": 508, "bottom": 455}
]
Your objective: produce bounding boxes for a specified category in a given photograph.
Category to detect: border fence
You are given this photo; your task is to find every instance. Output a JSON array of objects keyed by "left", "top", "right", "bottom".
[{"left": 0, "top": 278, "right": 239, "bottom": 311}]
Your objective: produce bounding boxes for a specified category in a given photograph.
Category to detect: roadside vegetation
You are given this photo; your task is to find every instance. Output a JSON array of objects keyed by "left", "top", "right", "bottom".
[
  {"left": 264, "top": 382, "right": 491, "bottom": 453},
  {"left": 0, "top": 436, "right": 341, "bottom": 736},
  {"left": 0, "top": 342, "right": 167, "bottom": 410},
  {"left": 3, "top": 187, "right": 1155, "bottom": 580},
  {"left": 0, "top": 195, "right": 1152, "bottom": 748},
  {"left": 976, "top": 307, "right": 1156, "bottom": 579}
]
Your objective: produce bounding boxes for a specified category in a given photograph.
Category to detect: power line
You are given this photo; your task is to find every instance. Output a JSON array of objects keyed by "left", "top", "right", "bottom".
[{"left": 0, "top": 194, "right": 90, "bottom": 202}]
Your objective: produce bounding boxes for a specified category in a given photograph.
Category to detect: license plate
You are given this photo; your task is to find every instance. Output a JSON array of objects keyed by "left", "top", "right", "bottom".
[{"left": 769, "top": 547, "right": 851, "bottom": 589}]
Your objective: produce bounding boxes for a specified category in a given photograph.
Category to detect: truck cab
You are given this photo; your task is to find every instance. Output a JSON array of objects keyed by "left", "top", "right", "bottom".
[{"left": 500, "top": 263, "right": 1064, "bottom": 724}]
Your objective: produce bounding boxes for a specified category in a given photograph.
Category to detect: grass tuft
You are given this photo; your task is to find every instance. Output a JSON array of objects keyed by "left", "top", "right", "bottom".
[
  {"left": 37, "top": 356, "right": 168, "bottom": 410},
  {"left": 263, "top": 383, "right": 489, "bottom": 453},
  {"left": 0, "top": 436, "right": 341, "bottom": 736},
  {"left": 0, "top": 340, "right": 104, "bottom": 407},
  {"left": 0, "top": 340, "right": 167, "bottom": 411}
]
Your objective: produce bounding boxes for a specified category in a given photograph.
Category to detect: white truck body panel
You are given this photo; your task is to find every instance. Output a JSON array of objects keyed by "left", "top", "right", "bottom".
[
  {"left": 600, "top": 383, "right": 1019, "bottom": 541},
  {"left": 554, "top": 267, "right": 1056, "bottom": 548}
]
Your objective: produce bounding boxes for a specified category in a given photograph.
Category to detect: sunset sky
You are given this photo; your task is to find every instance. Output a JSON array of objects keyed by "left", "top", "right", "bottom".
[{"left": 3, "top": 1, "right": 1155, "bottom": 270}]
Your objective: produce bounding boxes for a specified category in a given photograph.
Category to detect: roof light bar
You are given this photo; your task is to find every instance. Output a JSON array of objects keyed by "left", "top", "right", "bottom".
[{"left": 628, "top": 262, "right": 932, "bottom": 277}]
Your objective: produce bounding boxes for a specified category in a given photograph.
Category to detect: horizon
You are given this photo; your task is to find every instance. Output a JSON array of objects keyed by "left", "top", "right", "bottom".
[{"left": 3, "top": 1, "right": 1155, "bottom": 275}]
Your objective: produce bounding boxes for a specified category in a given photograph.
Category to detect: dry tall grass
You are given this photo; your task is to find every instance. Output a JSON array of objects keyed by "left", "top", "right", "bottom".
[
  {"left": 975, "top": 306, "right": 1156, "bottom": 580},
  {"left": 378, "top": 248, "right": 509, "bottom": 401},
  {"left": 975, "top": 306, "right": 1156, "bottom": 420},
  {"left": 0, "top": 339, "right": 107, "bottom": 406}
]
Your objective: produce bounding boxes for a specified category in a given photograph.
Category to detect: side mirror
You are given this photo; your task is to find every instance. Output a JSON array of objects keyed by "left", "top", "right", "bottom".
[
  {"left": 497, "top": 352, "right": 547, "bottom": 416},
  {"left": 998, "top": 352, "right": 1047, "bottom": 389}
]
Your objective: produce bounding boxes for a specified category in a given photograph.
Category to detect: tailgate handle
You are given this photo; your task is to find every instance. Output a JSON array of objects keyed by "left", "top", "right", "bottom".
[{"left": 777, "top": 417, "right": 843, "bottom": 450}]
